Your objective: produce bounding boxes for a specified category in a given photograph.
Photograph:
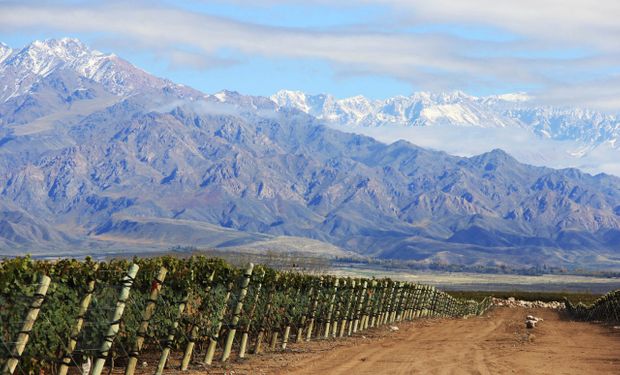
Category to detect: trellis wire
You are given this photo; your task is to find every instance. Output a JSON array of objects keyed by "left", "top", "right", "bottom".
[{"left": 0, "top": 256, "right": 494, "bottom": 374}]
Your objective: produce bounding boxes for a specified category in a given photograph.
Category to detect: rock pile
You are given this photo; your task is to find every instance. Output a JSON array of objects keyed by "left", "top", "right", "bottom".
[
  {"left": 525, "top": 315, "right": 543, "bottom": 329},
  {"left": 492, "top": 297, "right": 564, "bottom": 310}
]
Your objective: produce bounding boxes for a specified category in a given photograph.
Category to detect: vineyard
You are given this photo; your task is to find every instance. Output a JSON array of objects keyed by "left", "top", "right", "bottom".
[
  {"left": 564, "top": 290, "right": 620, "bottom": 322},
  {"left": 0, "top": 256, "right": 492, "bottom": 375}
]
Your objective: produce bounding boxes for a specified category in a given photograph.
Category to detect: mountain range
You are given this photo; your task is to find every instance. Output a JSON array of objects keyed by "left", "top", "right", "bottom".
[
  {"left": 271, "top": 90, "right": 620, "bottom": 176},
  {"left": 1, "top": 38, "right": 619, "bottom": 269}
]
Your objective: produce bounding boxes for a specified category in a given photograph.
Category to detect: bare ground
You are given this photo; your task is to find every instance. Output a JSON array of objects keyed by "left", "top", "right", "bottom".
[{"left": 192, "top": 307, "right": 620, "bottom": 375}]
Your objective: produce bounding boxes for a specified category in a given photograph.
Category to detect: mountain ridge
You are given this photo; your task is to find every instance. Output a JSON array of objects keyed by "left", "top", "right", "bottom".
[
  {"left": 1, "top": 38, "right": 620, "bottom": 269},
  {"left": 271, "top": 90, "right": 620, "bottom": 176},
  {"left": 0, "top": 38, "right": 200, "bottom": 103}
]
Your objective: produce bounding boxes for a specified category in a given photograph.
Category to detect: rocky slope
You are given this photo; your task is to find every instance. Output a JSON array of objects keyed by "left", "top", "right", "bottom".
[
  {"left": 1, "top": 39, "right": 620, "bottom": 268},
  {"left": 271, "top": 90, "right": 620, "bottom": 147},
  {"left": 271, "top": 90, "right": 620, "bottom": 176}
]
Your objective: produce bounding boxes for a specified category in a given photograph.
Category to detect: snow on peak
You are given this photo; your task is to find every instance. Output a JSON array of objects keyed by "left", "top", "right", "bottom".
[
  {"left": 213, "top": 91, "right": 229, "bottom": 102},
  {"left": 0, "top": 42, "right": 12, "bottom": 64},
  {"left": 273, "top": 90, "right": 517, "bottom": 128},
  {"left": 213, "top": 90, "right": 245, "bottom": 102},
  {"left": 271, "top": 90, "right": 309, "bottom": 110},
  {"left": 273, "top": 89, "right": 620, "bottom": 151},
  {"left": 271, "top": 90, "right": 338, "bottom": 118},
  {"left": 10, "top": 38, "right": 111, "bottom": 78},
  {"left": 1, "top": 37, "right": 197, "bottom": 102}
]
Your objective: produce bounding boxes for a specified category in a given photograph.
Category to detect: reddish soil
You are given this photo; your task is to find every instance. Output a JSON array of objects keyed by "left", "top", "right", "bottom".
[{"left": 187, "top": 307, "right": 620, "bottom": 374}]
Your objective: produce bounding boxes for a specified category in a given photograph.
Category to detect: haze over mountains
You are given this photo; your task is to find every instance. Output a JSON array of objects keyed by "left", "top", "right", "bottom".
[
  {"left": 272, "top": 90, "right": 620, "bottom": 176},
  {"left": 1, "top": 38, "right": 619, "bottom": 269}
]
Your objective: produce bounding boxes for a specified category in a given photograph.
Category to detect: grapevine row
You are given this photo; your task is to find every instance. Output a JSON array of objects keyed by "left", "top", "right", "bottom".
[
  {"left": 564, "top": 290, "right": 620, "bottom": 322},
  {"left": 0, "top": 256, "right": 492, "bottom": 374}
]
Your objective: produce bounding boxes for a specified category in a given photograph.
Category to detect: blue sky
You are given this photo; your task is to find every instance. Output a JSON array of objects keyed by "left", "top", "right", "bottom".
[{"left": 1, "top": 1, "right": 619, "bottom": 108}]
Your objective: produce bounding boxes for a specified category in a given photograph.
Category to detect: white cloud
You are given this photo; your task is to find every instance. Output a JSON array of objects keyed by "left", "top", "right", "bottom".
[
  {"left": 332, "top": 123, "right": 620, "bottom": 176},
  {"left": 0, "top": 1, "right": 619, "bottom": 111}
]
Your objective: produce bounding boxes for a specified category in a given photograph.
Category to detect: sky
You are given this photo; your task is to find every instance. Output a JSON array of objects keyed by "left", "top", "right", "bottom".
[{"left": 0, "top": 1, "right": 620, "bottom": 111}]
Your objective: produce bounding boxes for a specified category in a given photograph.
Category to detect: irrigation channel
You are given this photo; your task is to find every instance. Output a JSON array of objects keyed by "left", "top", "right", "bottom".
[{"left": 0, "top": 256, "right": 493, "bottom": 374}]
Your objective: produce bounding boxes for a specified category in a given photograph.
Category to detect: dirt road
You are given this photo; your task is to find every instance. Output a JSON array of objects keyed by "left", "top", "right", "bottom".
[{"left": 208, "top": 307, "right": 620, "bottom": 374}]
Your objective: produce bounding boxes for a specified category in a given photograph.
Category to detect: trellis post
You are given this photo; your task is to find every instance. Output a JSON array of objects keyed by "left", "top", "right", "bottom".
[
  {"left": 180, "top": 270, "right": 215, "bottom": 371},
  {"left": 254, "top": 274, "right": 279, "bottom": 353},
  {"left": 339, "top": 280, "right": 356, "bottom": 338},
  {"left": 305, "top": 277, "right": 323, "bottom": 341},
  {"left": 239, "top": 269, "right": 264, "bottom": 358},
  {"left": 125, "top": 267, "right": 167, "bottom": 375},
  {"left": 283, "top": 285, "right": 301, "bottom": 349},
  {"left": 204, "top": 281, "right": 234, "bottom": 365},
  {"left": 323, "top": 278, "right": 339, "bottom": 338},
  {"left": 2, "top": 274, "right": 51, "bottom": 375},
  {"left": 222, "top": 263, "right": 254, "bottom": 362},
  {"left": 91, "top": 263, "right": 139, "bottom": 375},
  {"left": 155, "top": 294, "right": 188, "bottom": 375},
  {"left": 352, "top": 280, "right": 367, "bottom": 333},
  {"left": 58, "top": 267, "right": 97, "bottom": 375}
]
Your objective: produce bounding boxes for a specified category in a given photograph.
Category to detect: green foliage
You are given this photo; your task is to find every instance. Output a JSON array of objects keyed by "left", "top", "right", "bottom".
[
  {"left": 0, "top": 255, "right": 494, "bottom": 374},
  {"left": 565, "top": 290, "right": 620, "bottom": 322}
]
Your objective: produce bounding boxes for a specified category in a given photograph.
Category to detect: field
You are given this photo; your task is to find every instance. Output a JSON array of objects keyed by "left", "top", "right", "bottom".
[
  {"left": 331, "top": 265, "right": 620, "bottom": 294},
  {"left": 160, "top": 249, "right": 620, "bottom": 295},
  {"left": 2, "top": 254, "right": 618, "bottom": 375},
  {"left": 0, "top": 256, "right": 490, "bottom": 375},
  {"left": 203, "top": 306, "right": 620, "bottom": 374}
]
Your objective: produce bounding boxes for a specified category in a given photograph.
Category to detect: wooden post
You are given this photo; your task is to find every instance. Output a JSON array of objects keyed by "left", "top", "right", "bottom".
[
  {"left": 323, "top": 278, "right": 339, "bottom": 338},
  {"left": 390, "top": 282, "right": 403, "bottom": 323},
  {"left": 58, "top": 268, "right": 97, "bottom": 375},
  {"left": 348, "top": 281, "right": 362, "bottom": 335},
  {"left": 420, "top": 285, "right": 429, "bottom": 317},
  {"left": 395, "top": 283, "right": 407, "bottom": 322},
  {"left": 239, "top": 269, "right": 265, "bottom": 358},
  {"left": 254, "top": 274, "right": 279, "bottom": 353},
  {"left": 413, "top": 285, "right": 424, "bottom": 318},
  {"left": 2, "top": 274, "right": 51, "bottom": 375},
  {"left": 92, "top": 263, "right": 139, "bottom": 375},
  {"left": 352, "top": 281, "right": 367, "bottom": 333},
  {"left": 330, "top": 279, "right": 345, "bottom": 338},
  {"left": 405, "top": 285, "right": 415, "bottom": 320},
  {"left": 269, "top": 331, "right": 279, "bottom": 350},
  {"left": 339, "top": 280, "right": 356, "bottom": 338},
  {"left": 382, "top": 282, "right": 396, "bottom": 325},
  {"left": 413, "top": 285, "right": 423, "bottom": 319},
  {"left": 180, "top": 270, "right": 215, "bottom": 371},
  {"left": 222, "top": 263, "right": 254, "bottom": 362},
  {"left": 371, "top": 281, "right": 387, "bottom": 328},
  {"left": 296, "top": 283, "right": 313, "bottom": 343},
  {"left": 420, "top": 286, "right": 431, "bottom": 318},
  {"left": 378, "top": 282, "right": 388, "bottom": 325},
  {"left": 306, "top": 277, "right": 322, "bottom": 341},
  {"left": 281, "top": 326, "right": 291, "bottom": 349},
  {"left": 282, "top": 285, "right": 300, "bottom": 349},
  {"left": 155, "top": 294, "right": 188, "bottom": 375},
  {"left": 360, "top": 281, "right": 374, "bottom": 331},
  {"left": 125, "top": 267, "right": 168, "bottom": 375},
  {"left": 401, "top": 284, "right": 411, "bottom": 321},
  {"left": 429, "top": 287, "right": 438, "bottom": 317},
  {"left": 204, "top": 281, "right": 234, "bottom": 365}
]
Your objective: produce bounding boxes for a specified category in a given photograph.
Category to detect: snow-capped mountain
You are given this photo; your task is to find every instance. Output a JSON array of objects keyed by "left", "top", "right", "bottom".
[
  {"left": 271, "top": 90, "right": 620, "bottom": 149},
  {"left": 0, "top": 42, "right": 12, "bottom": 64},
  {"left": 1, "top": 38, "right": 620, "bottom": 269},
  {"left": 271, "top": 90, "right": 526, "bottom": 128},
  {"left": 0, "top": 38, "right": 198, "bottom": 102}
]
